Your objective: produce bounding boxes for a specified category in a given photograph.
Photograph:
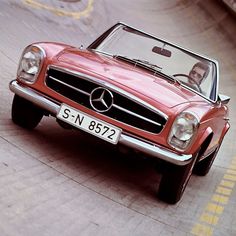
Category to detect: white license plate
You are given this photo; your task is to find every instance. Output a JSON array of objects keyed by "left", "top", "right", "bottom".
[{"left": 57, "top": 104, "right": 122, "bottom": 144}]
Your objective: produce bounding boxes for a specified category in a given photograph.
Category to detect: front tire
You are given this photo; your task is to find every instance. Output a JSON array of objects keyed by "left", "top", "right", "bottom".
[
  {"left": 11, "top": 94, "right": 44, "bottom": 129},
  {"left": 193, "top": 147, "right": 219, "bottom": 176},
  {"left": 158, "top": 156, "right": 197, "bottom": 204}
]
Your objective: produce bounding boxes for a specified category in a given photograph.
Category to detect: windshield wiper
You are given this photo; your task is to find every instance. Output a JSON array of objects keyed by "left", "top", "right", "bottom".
[
  {"left": 132, "top": 58, "right": 162, "bottom": 70},
  {"left": 113, "top": 55, "right": 134, "bottom": 63},
  {"left": 114, "top": 55, "right": 162, "bottom": 71},
  {"left": 113, "top": 55, "right": 181, "bottom": 84}
]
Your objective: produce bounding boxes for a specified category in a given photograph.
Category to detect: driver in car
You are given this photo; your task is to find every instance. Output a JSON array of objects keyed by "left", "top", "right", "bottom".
[{"left": 188, "top": 62, "right": 210, "bottom": 92}]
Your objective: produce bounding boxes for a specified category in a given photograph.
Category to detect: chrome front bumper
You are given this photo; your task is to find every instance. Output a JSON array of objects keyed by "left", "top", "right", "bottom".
[{"left": 9, "top": 80, "right": 193, "bottom": 166}]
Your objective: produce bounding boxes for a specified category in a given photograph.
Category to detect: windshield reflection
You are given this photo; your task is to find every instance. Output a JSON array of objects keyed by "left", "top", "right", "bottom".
[{"left": 93, "top": 24, "right": 218, "bottom": 101}]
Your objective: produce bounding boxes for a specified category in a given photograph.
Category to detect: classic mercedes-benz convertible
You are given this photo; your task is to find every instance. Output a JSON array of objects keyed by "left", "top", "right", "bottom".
[{"left": 9, "top": 22, "right": 230, "bottom": 203}]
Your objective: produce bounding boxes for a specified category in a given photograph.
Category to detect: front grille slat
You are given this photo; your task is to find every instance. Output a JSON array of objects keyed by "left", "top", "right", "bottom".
[
  {"left": 113, "top": 104, "right": 162, "bottom": 127},
  {"left": 49, "top": 76, "right": 90, "bottom": 96},
  {"left": 45, "top": 66, "right": 167, "bottom": 134}
]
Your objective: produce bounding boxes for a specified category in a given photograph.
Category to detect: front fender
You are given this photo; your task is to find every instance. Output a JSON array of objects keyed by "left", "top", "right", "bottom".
[
  {"left": 220, "top": 122, "right": 230, "bottom": 140},
  {"left": 196, "top": 121, "right": 230, "bottom": 160},
  {"left": 196, "top": 127, "right": 213, "bottom": 159}
]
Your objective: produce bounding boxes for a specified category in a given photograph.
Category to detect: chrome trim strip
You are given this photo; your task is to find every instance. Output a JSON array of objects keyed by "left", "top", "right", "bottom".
[
  {"left": 9, "top": 80, "right": 191, "bottom": 166},
  {"left": 113, "top": 104, "right": 162, "bottom": 127},
  {"left": 119, "top": 134, "right": 192, "bottom": 165},
  {"left": 48, "top": 75, "right": 90, "bottom": 96},
  {"left": 9, "top": 80, "right": 60, "bottom": 115},
  {"left": 48, "top": 65, "right": 168, "bottom": 121}
]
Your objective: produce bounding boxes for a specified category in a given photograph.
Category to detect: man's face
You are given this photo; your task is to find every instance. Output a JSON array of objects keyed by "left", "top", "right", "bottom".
[{"left": 189, "top": 66, "right": 205, "bottom": 85}]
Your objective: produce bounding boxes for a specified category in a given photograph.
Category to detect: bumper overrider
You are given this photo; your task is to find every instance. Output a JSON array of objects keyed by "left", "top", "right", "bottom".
[{"left": 9, "top": 80, "right": 193, "bottom": 166}]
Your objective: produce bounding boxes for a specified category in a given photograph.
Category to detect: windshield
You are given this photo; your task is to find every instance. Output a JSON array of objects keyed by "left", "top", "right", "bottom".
[{"left": 90, "top": 24, "right": 218, "bottom": 101}]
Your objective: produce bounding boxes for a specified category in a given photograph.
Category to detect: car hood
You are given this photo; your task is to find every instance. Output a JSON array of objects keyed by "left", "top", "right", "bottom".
[{"left": 57, "top": 49, "right": 205, "bottom": 109}]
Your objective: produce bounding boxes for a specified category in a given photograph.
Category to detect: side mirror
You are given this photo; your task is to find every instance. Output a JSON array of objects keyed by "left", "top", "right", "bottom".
[{"left": 218, "top": 94, "right": 230, "bottom": 105}]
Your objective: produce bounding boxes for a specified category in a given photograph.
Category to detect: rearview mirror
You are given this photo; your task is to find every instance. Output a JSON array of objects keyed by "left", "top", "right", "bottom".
[{"left": 152, "top": 46, "right": 172, "bottom": 57}]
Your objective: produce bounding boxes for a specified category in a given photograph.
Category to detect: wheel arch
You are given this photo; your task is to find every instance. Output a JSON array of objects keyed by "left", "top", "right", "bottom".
[
  {"left": 197, "top": 127, "right": 214, "bottom": 160},
  {"left": 197, "top": 121, "right": 230, "bottom": 162}
]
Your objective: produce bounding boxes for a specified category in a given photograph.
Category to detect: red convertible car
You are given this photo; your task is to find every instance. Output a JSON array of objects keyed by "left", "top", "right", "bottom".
[{"left": 9, "top": 22, "right": 230, "bottom": 203}]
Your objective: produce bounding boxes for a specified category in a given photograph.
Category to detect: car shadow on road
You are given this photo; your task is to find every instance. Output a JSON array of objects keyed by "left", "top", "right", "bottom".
[{"left": 8, "top": 116, "right": 164, "bottom": 207}]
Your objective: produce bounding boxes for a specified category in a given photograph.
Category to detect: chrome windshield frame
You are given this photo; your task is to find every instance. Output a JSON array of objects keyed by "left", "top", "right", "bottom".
[{"left": 88, "top": 22, "right": 219, "bottom": 103}]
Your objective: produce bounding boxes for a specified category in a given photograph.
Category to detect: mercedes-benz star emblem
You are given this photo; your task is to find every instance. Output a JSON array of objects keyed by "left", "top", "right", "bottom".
[{"left": 89, "top": 87, "right": 114, "bottom": 113}]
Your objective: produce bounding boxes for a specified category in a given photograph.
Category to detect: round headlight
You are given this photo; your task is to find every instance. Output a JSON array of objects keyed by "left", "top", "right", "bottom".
[
  {"left": 168, "top": 112, "right": 199, "bottom": 151},
  {"left": 21, "top": 51, "right": 41, "bottom": 74},
  {"left": 18, "top": 45, "right": 45, "bottom": 83}
]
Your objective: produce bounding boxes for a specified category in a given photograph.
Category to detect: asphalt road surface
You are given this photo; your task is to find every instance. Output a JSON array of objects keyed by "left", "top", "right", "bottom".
[{"left": 0, "top": 0, "right": 236, "bottom": 235}]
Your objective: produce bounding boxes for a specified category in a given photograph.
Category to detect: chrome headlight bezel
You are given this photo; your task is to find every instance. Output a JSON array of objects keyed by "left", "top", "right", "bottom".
[
  {"left": 168, "top": 111, "right": 199, "bottom": 151},
  {"left": 17, "top": 45, "right": 45, "bottom": 83}
]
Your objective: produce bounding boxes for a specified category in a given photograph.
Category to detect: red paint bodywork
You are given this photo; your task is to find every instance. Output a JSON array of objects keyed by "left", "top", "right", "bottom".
[{"left": 19, "top": 42, "right": 230, "bottom": 157}]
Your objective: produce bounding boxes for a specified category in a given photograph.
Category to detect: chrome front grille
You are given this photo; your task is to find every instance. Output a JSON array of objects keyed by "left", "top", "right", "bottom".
[{"left": 45, "top": 66, "right": 167, "bottom": 134}]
